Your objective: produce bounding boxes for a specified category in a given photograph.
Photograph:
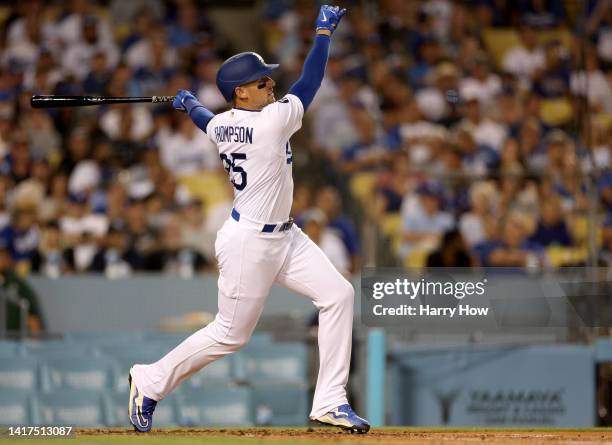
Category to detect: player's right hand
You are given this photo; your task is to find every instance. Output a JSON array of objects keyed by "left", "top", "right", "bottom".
[
  {"left": 315, "top": 5, "right": 347, "bottom": 34},
  {"left": 173, "top": 90, "right": 197, "bottom": 113}
]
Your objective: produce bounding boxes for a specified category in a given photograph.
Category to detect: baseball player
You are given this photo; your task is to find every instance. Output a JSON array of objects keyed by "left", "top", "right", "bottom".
[{"left": 128, "top": 5, "right": 370, "bottom": 433}]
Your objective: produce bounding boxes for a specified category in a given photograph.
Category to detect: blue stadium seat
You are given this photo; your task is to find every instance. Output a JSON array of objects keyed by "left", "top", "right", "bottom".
[
  {"left": 177, "top": 384, "right": 253, "bottom": 426},
  {"left": 38, "top": 390, "right": 108, "bottom": 426},
  {"left": 248, "top": 332, "right": 274, "bottom": 346},
  {"left": 63, "top": 332, "right": 145, "bottom": 348},
  {"left": 184, "top": 356, "right": 236, "bottom": 387},
  {"left": 0, "top": 340, "right": 18, "bottom": 357},
  {"left": 252, "top": 381, "right": 309, "bottom": 426},
  {"left": 25, "top": 340, "right": 93, "bottom": 359},
  {"left": 108, "top": 390, "right": 179, "bottom": 427},
  {"left": 239, "top": 342, "right": 308, "bottom": 382},
  {"left": 0, "top": 389, "right": 38, "bottom": 425},
  {"left": 102, "top": 347, "right": 163, "bottom": 392},
  {"left": 144, "top": 332, "right": 191, "bottom": 353},
  {"left": 40, "top": 356, "right": 115, "bottom": 392},
  {"left": 0, "top": 356, "right": 39, "bottom": 391}
]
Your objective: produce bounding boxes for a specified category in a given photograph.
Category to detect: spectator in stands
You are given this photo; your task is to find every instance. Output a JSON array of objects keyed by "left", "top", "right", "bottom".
[
  {"left": 496, "top": 91, "right": 524, "bottom": 129},
  {"left": 82, "top": 51, "right": 111, "bottom": 95},
  {"left": 2, "top": 131, "right": 32, "bottom": 184},
  {"left": 89, "top": 226, "right": 144, "bottom": 277},
  {"left": 18, "top": 108, "right": 61, "bottom": 162},
  {"left": 401, "top": 183, "right": 454, "bottom": 258},
  {"left": 99, "top": 103, "right": 154, "bottom": 147},
  {"left": 302, "top": 208, "right": 350, "bottom": 277},
  {"left": 0, "top": 241, "right": 44, "bottom": 336},
  {"left": 31, "top": 222, "right": 74, "bottom": 277},
  {"left": 407, "top": 37, "right": 442, "bottom": 91},
  {"left": 501, "top": 24, "right": 545, "bottom": 86},
  {"left": 314, "top": 186, "right": 361, "bottom": 273},
  {"left": 59, "top": 193, "right": 108, "bottom": 246},
  {"left": 109, "top": 0, "right": 165, "bottom": 31},
  {"left": 0, "top": 176, "right": 11, "bottom": 229},
  {"left": 23, "top": 48, "right": 64, "bottom": 93},
  {"left": 484, "top": 213, "right": 542, "bottom": 267},
  {"left": 415, "top": 61, "right": 462, "bottom": 126},
  {"left": 12, "top": 158, "right": 50, "bottom": 215},
  {"left": 398, "top": 98, "right": 447, "bottom": 167},
  {"left": 68, "top": 154, "right": 102, "bottom": 198},
  {"left": 532, "top": 40, "right": 571, "bottom": 98},
  {"left": 194, "top": 55, "right": 226, "bottom": 113},
  {"left": 340, "top": 104, "right": 388, "bottom": 175},
  {"left": 529, "top": 194, "right": 573, "bottom": 247},
  {"left": 123, "top": 198, "right": 157, "bottom": 262},
  {"left": 426, "top": 229, "right": 473, "bottom": 267},
  {"left": 167, "top": 0, "right": 206, "bottom": 50},
  {"left": 38, "top": 173, "right": 68, "bottom": 225},
  {"left": 177, "top": 198, "right": 216, "bottom": 262},
  {"left": 517, "top": 117, "right": 547, "bottom": 172},
  {"left": 54, "top": 0, "right": 115, "bottom": 48},
  {"left": 0, "top": 205, "right": 40, "bottom": 273},
  {"left": 459, "top": 52, "right": 501, "bottom": 109},
  {"left": 132, "top": 32, "right": 178, "bottom": 97},
  {"left": 146, "top": 220, "right": 209, "bottom": 275},
  {"left": 571, "top": 47, "right": 612, "bottom": 113},
  {"left": 499, "top": 138, "right": 525, "bottom": 174},
  {"left": 3, "top": 3, "right": 52, "bottom": 71},
  {"left": 588, "top": 0, "right": 612, "bottom": 64},
  {"left": 453, "top": 128, "right": 499, "bottom": 176},
  {"left": 598, "top": 171, "right": 612, "bottom": 209},
  {"left": 456, "top": 97, "right": 507, "bottom": 153},
  {"left": 58, "top": 127, "right": 91, "bottom": 176},
  {"left": 460, "top": 181, "right": 498, "bottom": 248},
  {"left": 375, "top": 151, "right": 413, "bottom": 215},
  {"left": 519, "top": 0, "right": 566, "bottom": 29},
  {"left": 292, "top": 183, "right": 313, "bottom": 222},
  {"left": 159, "top": 116, "right": 218, "bottom": 177},
  {"left": 600, "top": 214, "right": 612, "bottom": 266},
  {"left": 61, "top": 15, "right": 119, "bottom": 80},
  {"left": 583, "top": 120, "right": 611, "bottom": 172},
  {"left": 125, "top": 28, "right": 178, "bottom": 72}
]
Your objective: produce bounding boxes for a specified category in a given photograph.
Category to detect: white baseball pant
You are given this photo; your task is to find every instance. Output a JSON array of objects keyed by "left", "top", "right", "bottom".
[{"left": 130, "top": 215, "right": 354, "bottom": 417}]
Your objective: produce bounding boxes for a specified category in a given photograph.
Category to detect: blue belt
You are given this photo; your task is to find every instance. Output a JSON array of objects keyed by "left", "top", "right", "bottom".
[{"left": 231, "top": 208, "right": 294, "bottom": 233}]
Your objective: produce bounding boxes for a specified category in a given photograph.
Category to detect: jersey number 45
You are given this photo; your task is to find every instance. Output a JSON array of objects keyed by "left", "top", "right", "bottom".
[{"left": 220, "top": 153, "right": 247, "bottom": 191}]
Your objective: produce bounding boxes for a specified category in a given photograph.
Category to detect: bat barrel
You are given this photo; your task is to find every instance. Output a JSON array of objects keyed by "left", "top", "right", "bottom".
[{"left": 30, "top": 95, "right": 175, "bottom": 108}]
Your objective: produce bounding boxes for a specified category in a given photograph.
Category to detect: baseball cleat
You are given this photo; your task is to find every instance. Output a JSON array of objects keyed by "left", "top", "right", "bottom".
[
  {"left": 311, "top": 404, "right": 371, "bottom": 433},
  {"left": 128, "top": 369, "right": 157, "bottom": 433}
]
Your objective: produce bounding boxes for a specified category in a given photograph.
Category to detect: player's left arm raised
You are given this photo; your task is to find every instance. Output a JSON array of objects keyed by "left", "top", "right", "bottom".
[{"left": 288, "top": 5, "right": 347, "bottom": 111}]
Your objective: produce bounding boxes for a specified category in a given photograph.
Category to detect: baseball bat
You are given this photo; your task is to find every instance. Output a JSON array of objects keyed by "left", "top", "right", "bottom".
[{"left": 30, "top": 95, "right": 175, "bottom": 108}]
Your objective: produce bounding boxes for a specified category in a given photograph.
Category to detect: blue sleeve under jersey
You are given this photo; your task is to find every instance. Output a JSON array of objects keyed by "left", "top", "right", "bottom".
[
  {"left": 288, "top": 34, "right": 330, "bottom": 112},
  {"left": 183, "top": 96, "right": 215, "bottom": 133}
]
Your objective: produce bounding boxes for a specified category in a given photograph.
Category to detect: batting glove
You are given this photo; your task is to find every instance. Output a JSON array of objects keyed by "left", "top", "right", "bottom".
[
  {"left": 315, "top": 5, "right": 347, "bottom": 34},
  {"left": 173, "top": 90, "right": 199, "bottom": 113}
]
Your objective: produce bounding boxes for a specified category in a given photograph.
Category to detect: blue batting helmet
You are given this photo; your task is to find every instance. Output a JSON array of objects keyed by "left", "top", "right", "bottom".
[{"left": 216, "top": 52, "right": 279, "bottom": 102}]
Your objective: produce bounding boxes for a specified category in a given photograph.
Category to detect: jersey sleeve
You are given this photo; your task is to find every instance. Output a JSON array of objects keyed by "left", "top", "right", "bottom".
[
  {"left": 205, "top": 115, "right": 218, "bottom": 142},
  {"left": 263, "top": 94, "right": 304, "bottom": 141}
]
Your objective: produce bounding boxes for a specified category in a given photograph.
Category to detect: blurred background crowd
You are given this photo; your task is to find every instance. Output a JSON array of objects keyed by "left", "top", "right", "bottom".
[{"left": 0, "top": 0, "right": 610, "bottom": 283}]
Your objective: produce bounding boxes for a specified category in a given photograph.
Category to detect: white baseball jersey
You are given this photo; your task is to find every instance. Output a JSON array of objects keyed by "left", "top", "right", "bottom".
[
  {"left": 131, "top": 91, "right": 354, "bottom": 421},
  {"left": 205, "top": 94, "right": 304, "bottom": 222}
]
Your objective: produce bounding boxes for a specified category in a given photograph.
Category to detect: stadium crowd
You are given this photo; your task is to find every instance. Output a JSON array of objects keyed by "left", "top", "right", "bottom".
[{"left": 0, "top": 0, "right": 610, "bottom": 283}]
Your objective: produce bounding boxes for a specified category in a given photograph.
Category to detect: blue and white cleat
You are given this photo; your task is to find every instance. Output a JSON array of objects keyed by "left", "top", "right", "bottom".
[
  {"left": 128, "top": 369, "right": 157, "bottom": 433},
  {"left": 311, "top": 404, "right": 371, "bottom": 433}
]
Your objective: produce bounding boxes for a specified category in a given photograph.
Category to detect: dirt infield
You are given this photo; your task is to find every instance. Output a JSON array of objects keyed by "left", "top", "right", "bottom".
[{"left": 76, "top": 428, "right": 612, "bottom": 445}]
